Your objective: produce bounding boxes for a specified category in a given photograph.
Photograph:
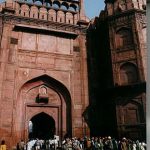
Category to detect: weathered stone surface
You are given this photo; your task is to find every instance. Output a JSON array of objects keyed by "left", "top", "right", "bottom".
[{"left": 87, "top": 0, "right": 146, "bottom": 141}]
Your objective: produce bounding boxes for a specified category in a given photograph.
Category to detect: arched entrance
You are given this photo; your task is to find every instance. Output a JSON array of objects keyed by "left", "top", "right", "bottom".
[
  {"left": 29, "top": 112, "right": 55, "bottom": 140},
  {"left": 15, "top": 74, "right": 72, "bottom": 141}
]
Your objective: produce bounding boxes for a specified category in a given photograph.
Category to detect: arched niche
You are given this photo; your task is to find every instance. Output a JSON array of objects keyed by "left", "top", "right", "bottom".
[
  {"left": 116, "top": 100, "right": 143, "bottom": 125},
  {"left": 30, "top": 6, "right": 39, "bottom": 19},
  {"left": 14, "top": 75, "right": 72, "bottom": 141},
  {"left": 57, "top": 10, "right": 65, "bottom": 23},
  {"left": 48, "top": 9, "right": 56, "bottom": 21},
  {"left": 66, "top": 12, "right": 73, "bottom": 24},
  {"left": 116, "top": 27, "right": 134, "bottom": 50},
  {"left": 20, "top": 4, "right": 30, "bottom": 17},
  {"left": 119, "top": 62, "right": 139, "bottom": 85},
  {"left": 39, "top": 7, "right": 47, "bottom": 20}
]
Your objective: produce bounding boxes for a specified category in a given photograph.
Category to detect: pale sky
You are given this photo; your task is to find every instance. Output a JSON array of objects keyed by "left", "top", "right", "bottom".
[{"left": 85, "top": 0, "right": 105, "bottom": 19}]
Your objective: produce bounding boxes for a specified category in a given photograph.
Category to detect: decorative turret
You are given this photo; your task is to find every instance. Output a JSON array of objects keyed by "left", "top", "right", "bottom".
[
  {"left": 0, "top": 0, "right": 89, "bottom": 25},
  {"left": 105, "top": 0, "right": 146, "bottom": 16}
]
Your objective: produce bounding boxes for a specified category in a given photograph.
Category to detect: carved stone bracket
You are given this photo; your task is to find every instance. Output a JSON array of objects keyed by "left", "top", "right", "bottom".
[
  {"left": 2, "top": 13, "right": 87, "bottom": 34},
  {"left": 36, "top": 94, "right": 49, "bottom": 104}
]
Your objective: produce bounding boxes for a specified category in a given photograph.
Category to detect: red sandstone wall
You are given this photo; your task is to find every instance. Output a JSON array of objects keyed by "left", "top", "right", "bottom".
[{"left": 0, "top": 21, "right": 89, "bottom": 148}]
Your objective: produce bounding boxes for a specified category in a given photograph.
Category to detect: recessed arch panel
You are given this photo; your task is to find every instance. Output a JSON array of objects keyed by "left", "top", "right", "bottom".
[
  {"left": 48, "top": 9, "right": 56, "bottom": 21},
  {"left": 20, "top": 4, "right": 30, "bottom": 17},
  {"left": 15, "top": 74, "right": 72, "bottom": 141},
  {"left": 120, "top": 62, "right": 139, "bottom": 85},
  {"left": 116, "top": 27, "right": 134, "bottom": 49},
  {"left": 57, "top": 10, "right": 65, "bottom": 23}
]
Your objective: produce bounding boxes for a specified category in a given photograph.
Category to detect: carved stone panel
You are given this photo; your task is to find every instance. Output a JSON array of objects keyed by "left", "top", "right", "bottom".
[
  {"left": 57, "top": 37, "right": 71, "bottom": 54},
  {"left": 38, "top": 34, "right": 56, "bottom": 52},
  {"left": 20, "top": 32, "right": 36, "bottom": 50}
]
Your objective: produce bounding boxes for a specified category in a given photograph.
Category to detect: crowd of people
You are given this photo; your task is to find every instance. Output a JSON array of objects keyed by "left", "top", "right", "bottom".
[
  {"left": 13, "top": 136, "right": 147, "bottom": 150},
  {"left": 61, "top": 136, "right": 146, "bottom": 150}
]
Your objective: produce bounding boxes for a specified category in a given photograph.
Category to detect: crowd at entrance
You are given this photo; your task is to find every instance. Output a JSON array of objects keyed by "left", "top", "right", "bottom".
[
  {"left": 11, "top": 136, "right": 147, "bottom": 150},
  {"left": 61, "top": 136, "right": 146, "bottom": 150}
]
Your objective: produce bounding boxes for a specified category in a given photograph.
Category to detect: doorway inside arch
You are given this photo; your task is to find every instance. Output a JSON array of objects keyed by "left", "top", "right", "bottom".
[{"left": 29, "top": 112, "right": 55, "bottom": 140}]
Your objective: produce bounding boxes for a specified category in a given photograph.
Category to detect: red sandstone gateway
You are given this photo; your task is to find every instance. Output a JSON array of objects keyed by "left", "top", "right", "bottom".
[{"left": 0, "top": 0, "right": 90, "bottom": 148}]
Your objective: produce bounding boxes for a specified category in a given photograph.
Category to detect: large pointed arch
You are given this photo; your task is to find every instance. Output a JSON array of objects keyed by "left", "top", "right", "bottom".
[{"left": 15, "top": 74, "right": 72, "bottom": 141}]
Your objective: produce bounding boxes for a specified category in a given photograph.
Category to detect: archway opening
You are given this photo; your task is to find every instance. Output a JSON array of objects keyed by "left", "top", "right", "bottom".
[
  {"left": 29, "top": 112, "right": 55, "bottom": 140},
  {"left": 120, "top": 63, "right": 139, "bottom": 85}
]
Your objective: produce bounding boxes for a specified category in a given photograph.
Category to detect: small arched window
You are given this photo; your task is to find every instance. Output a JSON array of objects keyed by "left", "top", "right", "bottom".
[
  {"left": 116, "top": 28, "right": 134, "bottom": 50},
  {"left": 39, "top": 7, "right": 47, "bottom": 20},
  {"left": 30, "top": 6, "right": 38, "bottom": 18},
  {"left": 39, "top": 86, "right": 47, "bottom": 95},
  {"left": 66, "top": 12, "right": 73, "bottom": 24},
  {"left": 48, "top": 9, "right": 56, "bottom": 21},
  {"left": 57, "top": 11, "right": 65, "bottom": 23},
  {"left": 21, "top": 4, "right": 29, "bottom": 17},
  {"left": 120, "top": 63, "right": 139, "bottom": 85}
]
